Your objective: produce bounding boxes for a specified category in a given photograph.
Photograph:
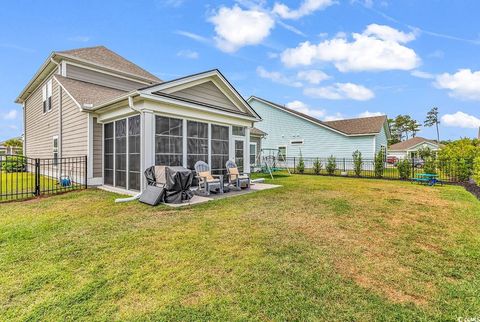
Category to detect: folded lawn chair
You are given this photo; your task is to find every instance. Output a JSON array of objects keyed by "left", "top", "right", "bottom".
[
  {"left": 140, "top": 165, "right": 167, "bottom": 206},
  {"left": 194, "top": 161, "right": 223, "bottom": 196},
  {"left": 226, "top": 160, "right": 250, "bottom": 190}
]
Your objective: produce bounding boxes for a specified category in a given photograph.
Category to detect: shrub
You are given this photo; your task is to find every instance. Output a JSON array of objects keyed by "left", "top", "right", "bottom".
[
  {"left": 296, "top": 153, "right": 305, "bottom": 174},
  {"left": 313, "top": 158, "right": 322, "bottom": 175},
  {"left": 417, "top": 146, "right": 435, "bottom": 160},
  {"left": 397, "top": 159, "right": 411, "bottom": 180},
  {"left": 423, "top": 157, "right": 437, "bottom": 174},
  {"left": 455, "top": 159, "right": 472, "bottom": 182},
  {"left": 1, "top": 156, "right": 26, "bottom": 172},
  {"left": 473, "top": 155, "right": 480, "bottom": 184},
  {"left": 326, "top": 155, "right": 336, "bottom": 175},
  {"left": 352, "top": 150, "right": 363, "bottom": 177},
  {"left": 374, "top": 150, "right": 385, "bottom": 178}
]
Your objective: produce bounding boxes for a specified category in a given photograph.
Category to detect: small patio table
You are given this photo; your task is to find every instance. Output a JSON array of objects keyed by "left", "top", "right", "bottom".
[{"left": 411, "top": 173, "right": 442, "bottom": 186}]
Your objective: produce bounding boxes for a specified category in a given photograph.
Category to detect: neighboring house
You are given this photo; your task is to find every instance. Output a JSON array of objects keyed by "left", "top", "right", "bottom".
[
  {"left": 249, "top": 127, "right": 266, "bottom": 169},
  {"left": 0, "top": 137, "right": 23, "bottom": 155},
  {"left": 388, "top": 137, "right": 441, "bottom": 159},
  {"left": 247, "top": 96, "right": 390, "bottom": 160},
  {"left": 16, "top": 46, "right": 261, "bottom": 192}
]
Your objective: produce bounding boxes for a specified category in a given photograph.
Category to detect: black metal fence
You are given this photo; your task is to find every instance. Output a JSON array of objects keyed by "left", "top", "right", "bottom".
[
  {"left": 0, "top": 155, "right": 87, "bottom": 202},
  {"left": 282, "top": 157, "right": 471, "bottom": 183}
]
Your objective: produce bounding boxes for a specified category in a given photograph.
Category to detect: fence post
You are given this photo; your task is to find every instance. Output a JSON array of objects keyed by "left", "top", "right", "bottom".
[
  {"left": 293, "top": 157, "right": 296, "bottom": 173},
  {"left": 34, "top": 158, "right": 40, "bottom": 196},
  {"left": 84, "top": 155, "right": 88, "bottom": 189},
  {"left": 343, "top": 158, "right": 346, "bottom": 172},
  {"left": 411, "top": 156, "right": 415, "bottom": 178}
]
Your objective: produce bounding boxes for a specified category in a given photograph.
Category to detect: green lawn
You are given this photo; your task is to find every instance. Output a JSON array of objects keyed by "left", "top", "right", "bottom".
[
  {"left": 0, "top": 172, "right": 69, "bottom": 202},
  {"left": 1, "top": 174, "right": 479, "bottom": 320}
]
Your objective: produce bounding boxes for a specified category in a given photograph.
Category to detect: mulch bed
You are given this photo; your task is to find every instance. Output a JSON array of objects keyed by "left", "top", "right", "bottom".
[{"left": 461, "top": 182, "right": 480, "bottom": 201}]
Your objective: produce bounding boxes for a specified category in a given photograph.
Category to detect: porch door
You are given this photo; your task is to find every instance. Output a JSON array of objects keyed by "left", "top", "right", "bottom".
[{"left": 234, "top": 139, "right": 245, "bottom": 172}]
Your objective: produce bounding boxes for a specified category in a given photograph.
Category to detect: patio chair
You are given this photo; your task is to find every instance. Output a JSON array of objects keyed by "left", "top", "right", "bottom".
[
  {"left": 226, "top": 160, "right": 250, "bottom": 190},
  {"left": 144, "top": 165, "right": 167, "bottom": 187},
  {"left": 194, "top": 161, "right": 223, "bottom": 196}
]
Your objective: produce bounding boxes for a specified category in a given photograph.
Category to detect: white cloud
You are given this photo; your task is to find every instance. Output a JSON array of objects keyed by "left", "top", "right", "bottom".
[
  {"left": 2, "top": 110, "right": 17, "bottom": 120},
  {"left": 441, "top": 111, "right": 480, "bottom": 129},
  {"left": 256, "top": 67, "right": 302, "bottom": 87},
  {"left": 324, "top": 113, "right": 344, "bottom": 121},
  {"left": 304, "top": 82, "right": 375, "bottom": 100},
  {"left": 411, "top": 70, "right": 435, "bottom": 79},
  {"left": 209, "top": 5, "right": 275, "bottom": 53},
  {"left": 267, "top": 52, "right": 279, "bottom": 59},
  {"left": 281, "top": 24, "right": 419, "bottom": 72},
  {"left": 286, "top": 100, "right": 326, "bottom": 118},
  {"left": 435, "top": 69, "right": 480, "bottom": 100},
  {"left": 175, "top": 30, "right": 210, "bottom": 44},
  {"left": 297, "top": 70, "right": 330, "bottom": 84},
  {"left": 273, "top": 0, "right": 335, "bottom": 19},
  {"left": 177, "top": 50, "right": 199, "bottom": 59},
  {"left": 358, "top": 110, "right": 384, "bottom": 117}
]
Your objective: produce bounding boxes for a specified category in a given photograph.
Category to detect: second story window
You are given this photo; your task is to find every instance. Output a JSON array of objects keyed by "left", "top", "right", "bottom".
[{"left": 42, "top": 80, "right": 52, "bottom": 113}]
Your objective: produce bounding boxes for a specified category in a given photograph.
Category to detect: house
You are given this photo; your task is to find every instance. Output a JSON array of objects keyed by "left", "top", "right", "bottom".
[
  {"left": 388, "top": 137, "right": 441, "bottom": 159},
  {"left": 16, "top": 46, "right": 261, "bottom": 192},
  {"left": 0, "top": 137, "right": 23, "bottom": 155},
  {"left": 247, "top": 96, "right": 390, "bottom": 160}
]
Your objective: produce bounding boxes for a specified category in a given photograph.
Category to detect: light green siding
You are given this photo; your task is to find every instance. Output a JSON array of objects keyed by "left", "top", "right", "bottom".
[
  {"left": 249, "top": 98, "right": 380, "bottom": 159},
  {"left": 375, "top": 124, "right": 389, "bottom": 155}
]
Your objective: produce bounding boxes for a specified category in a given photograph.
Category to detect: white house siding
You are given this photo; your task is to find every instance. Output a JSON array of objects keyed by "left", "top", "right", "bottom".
[
  {"left": 170, "top": 81, "right": 239, "bottom": 112},
  {"left": 93, "top": 117, "right": 103, "bottom": 177},
  {"left": 60, "top": 86, "right": 88, "bottom": 158},
  {"left": 249, "top": 99, "right": 376, "bottom": 160},
  {"left": 24, "top": 75, "right": 60, "bottom": 159},
  {"left": 66, "top": 64, "right": 146, "bottom": 91}
]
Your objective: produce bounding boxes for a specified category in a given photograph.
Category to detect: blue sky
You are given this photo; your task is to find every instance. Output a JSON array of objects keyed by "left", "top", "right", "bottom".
[{"left": 1, "top": 0, "right": 480, "bottom": 141}]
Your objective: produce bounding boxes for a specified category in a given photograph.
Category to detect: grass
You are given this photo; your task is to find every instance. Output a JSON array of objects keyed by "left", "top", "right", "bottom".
[
  {"left": 1, "top": 174, "right": 479, "bottom": 320},
  {"left": 0, "top": 172, "right": 69, "bottom": 202}
]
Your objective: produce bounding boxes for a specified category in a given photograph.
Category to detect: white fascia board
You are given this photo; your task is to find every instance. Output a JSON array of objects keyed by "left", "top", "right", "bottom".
[
  {"left": 139, "top": 93, "right": 258, "bottom": 123},
  {"left": 248, "top": 96, "right": 378, "bottom": 137}
]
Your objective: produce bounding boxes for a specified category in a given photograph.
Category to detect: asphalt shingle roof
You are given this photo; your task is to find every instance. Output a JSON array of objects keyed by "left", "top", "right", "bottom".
[
  {"left": 54, "top": 75, "right": 127, "bottom": 108},
  {"left": 389, "top": 137, "right": 439, "bottom": 151}
]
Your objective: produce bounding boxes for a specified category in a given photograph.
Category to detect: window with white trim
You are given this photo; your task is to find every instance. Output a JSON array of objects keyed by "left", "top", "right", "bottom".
[
  {"left": 53, "top": 136, "right": 59, "bottom": 165},
  {"left": 42, "top": 80, "right": 52, "bottom": 113},
  {"left": 250, "top": 143, "right": 257, "bottom": 166}
]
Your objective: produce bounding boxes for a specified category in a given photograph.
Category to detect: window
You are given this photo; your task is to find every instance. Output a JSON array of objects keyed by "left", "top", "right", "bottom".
[
  {"left": 42, "top": 80, "right": 52, "bottom": 113},
  {"left": 235, "top": 140, "right": 244, "bottom": 172},
  {"left": 232, "top": 126, "right": 245, "bottom": 136},
  {"left": 53, "top": 136, "right": 58, "bottom": 165},
  {"left": 155, "top": 116, "right": 183, "bottom": 166},
  {"left": 290, "top": 139, "right": 304, "bottom": 145},
  {"left": 187, "top": 120, "right": 208, "bottom": 170},
  {"left": 115, "top": 119, "right": 127, "bottom": 188},
  {"left": 250, "top": 143, "right": 257, "bottom": 166},
  {"left": 278, "top": 146, "right": 287, "bottom": 160},
  {"left": 211, "top": 124, "right": 229, "bottom": 175},
  {"left": 104, "top": 123, "right": 114, "bottom": 185},
  {"left": 128, "top": 116, "right": 141, "bottom": 191}
]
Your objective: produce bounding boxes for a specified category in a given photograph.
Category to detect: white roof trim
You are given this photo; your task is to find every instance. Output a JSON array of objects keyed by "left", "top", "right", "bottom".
[
  {"left": 389, "top": 140, "right": 440, "bottom": 152},
  {"left": 248, "top": 96, "right": 379, "bottom": 137}
]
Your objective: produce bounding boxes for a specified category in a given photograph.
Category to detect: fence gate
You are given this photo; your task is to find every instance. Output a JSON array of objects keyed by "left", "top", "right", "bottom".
[{"left": 0, "top": 155, "right": 87, "bottom": 202}]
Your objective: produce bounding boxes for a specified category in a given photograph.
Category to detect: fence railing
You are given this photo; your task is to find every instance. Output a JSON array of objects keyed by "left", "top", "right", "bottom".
[
  {"left": 280, "top": 157, "right": 471, "bottom": 183},
  {"left": 0, "top": 155, "right": 87, "bottom": 202}
]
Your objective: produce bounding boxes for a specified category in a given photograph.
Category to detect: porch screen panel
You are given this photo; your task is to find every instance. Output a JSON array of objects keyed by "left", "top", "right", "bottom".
[
  {"left": 187, "top": 121, "right": 208, "bottom": 170},
  {"left": 155, "top": 116, "right": 183, "bottom": 166},
  {"left": 104, "top": 122, "right": 114, "bottom": 185},
  {"left": 211, "top": 124, "right": 229, "bottom": 175},
  {"left": 128, "top": 115, "right": 141, "bottom": 191},
  {"left": 115, "top": 119, "right": 127, "bottom": 188}
]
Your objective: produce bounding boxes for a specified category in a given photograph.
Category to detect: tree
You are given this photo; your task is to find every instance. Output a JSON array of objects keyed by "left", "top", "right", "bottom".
[
  {"left": 3, "top": 138, "right": 22, "bottom": 148},
  {"left": 352, "top": 150, "right": 363, "bottom": 177},
  {"left": 389, "top": 115, "right": 421, "bottom": 142},
  {"left": 424, "top": 107, "right": 440, "bottom": 143}
]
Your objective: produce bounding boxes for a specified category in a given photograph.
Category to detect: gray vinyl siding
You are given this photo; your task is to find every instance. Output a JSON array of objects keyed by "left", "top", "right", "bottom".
[
  {"left": 171, "top": 81, "right": 240, "bottom": 112},
  {"left": 93, "top": 117, "right": 103, "bottom": 177},
  {"left": 66, "top": 64, "right": 146, "bottom": 91},
  {"left": 24, "top": 75, "right": 60, "bottom": 159},
  {"left": 60, "top": 86, "right": 88, "bottom": 158},
  {"left": 249, "top": 98, "right": 376, "bottom": 159}
]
